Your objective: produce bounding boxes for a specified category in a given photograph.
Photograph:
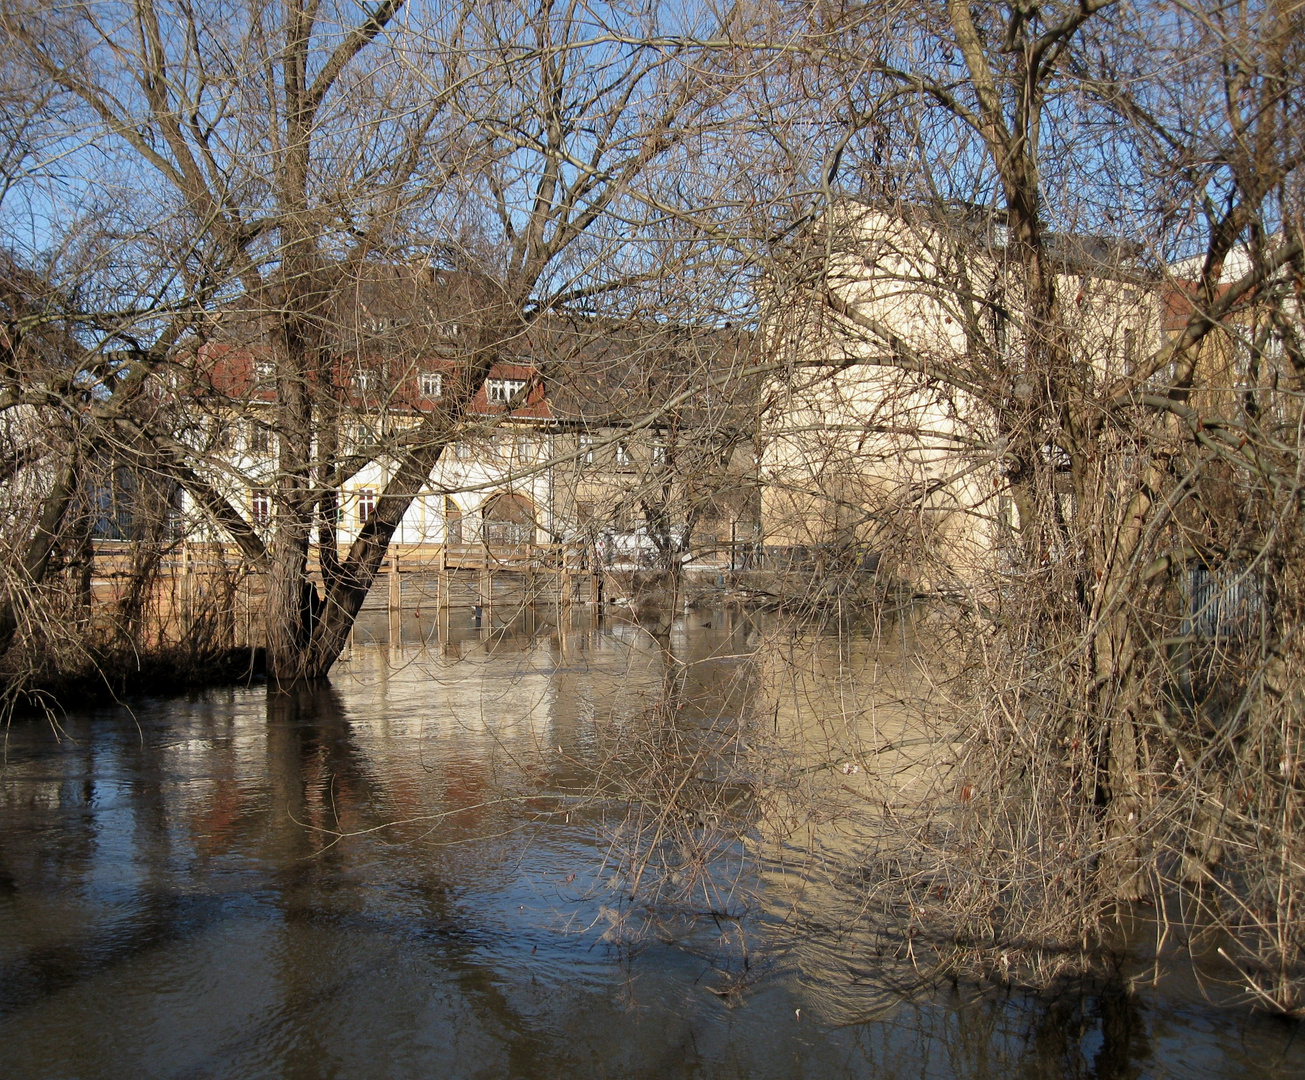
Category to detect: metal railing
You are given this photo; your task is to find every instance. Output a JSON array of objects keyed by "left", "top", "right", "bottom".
[{"left": 1182, "top": 562, "right": 1265, "bottom": 641}]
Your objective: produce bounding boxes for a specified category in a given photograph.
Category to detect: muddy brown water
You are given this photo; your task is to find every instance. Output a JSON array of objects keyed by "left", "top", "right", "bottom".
[{"left": 0, "top": 610, "right": 1300, "bottom": 1079}]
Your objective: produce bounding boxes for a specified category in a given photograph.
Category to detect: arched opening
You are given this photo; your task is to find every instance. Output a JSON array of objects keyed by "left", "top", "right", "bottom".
[
  {"left": 444, "top": 496, "right": 463, "bottom": 545},
  {"left": 482, "top": 492, "right": 536, "bottom": 546}
]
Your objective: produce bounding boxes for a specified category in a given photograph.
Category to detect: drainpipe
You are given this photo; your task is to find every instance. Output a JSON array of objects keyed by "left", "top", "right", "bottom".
[{"left": 546, "top": 430, "right": 555, "bottom": 541}]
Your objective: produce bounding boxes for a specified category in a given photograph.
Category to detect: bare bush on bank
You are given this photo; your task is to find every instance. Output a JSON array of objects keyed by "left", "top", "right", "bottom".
[
  {"left": 0, "top": 243, "right": 212, "bottom": 708},
  {"left": 744, "top": 0, "right": 1305, "bottom": 1015}
]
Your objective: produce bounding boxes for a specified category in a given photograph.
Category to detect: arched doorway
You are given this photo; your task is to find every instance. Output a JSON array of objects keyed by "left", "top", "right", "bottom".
[
  {"left": 482, "top": 492, "right": 536, "bottom": 546},
  {"left": 444, "top": 496, "right": 463, "bottom": 544}
]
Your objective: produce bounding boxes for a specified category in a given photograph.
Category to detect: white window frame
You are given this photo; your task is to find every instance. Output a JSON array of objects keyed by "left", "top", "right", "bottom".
[
  {"left": 419, "top": 371, "right": 443, "bottom": 399},
  {"left": 486, "top": 378, "right": 526, "bottom": 404},
  {"left": 251, "top": 489, "right": 272, "bottom": 526},
  {"left": 357, "top": 489, "right": 376, "bottom": 526}
]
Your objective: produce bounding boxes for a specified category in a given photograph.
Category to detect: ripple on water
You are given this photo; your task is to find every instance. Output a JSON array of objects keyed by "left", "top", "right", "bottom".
[{"left": 0, "top": 615, "right": 1301, "bottom": 1079}]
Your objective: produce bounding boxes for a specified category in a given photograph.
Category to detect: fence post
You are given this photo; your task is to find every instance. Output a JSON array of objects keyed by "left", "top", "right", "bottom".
[
  {"left": 480, "top": 561, "right": 493, "bottom": 628},
  {"left": 388, "top": 545, "right": 401, "bottom": 615},
  {"left": 561, "top": 542, "right": 573, "bottom": 610},
  {"left": 388, "top": 546, "right": 402, "bottom": 650},
  {"left": 182, "top": 541, "right": 194, "bottom": 637}
]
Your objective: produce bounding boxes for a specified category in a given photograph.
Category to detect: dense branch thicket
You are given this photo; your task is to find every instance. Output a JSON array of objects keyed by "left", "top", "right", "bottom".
[{"left": 744, "top": 0, "right": 1305, "bottom": 1014}]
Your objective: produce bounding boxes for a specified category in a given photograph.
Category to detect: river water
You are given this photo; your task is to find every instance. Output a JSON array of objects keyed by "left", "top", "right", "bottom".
[{"left": 0, "top": 610, "right": 1300, "bottom": 1079}]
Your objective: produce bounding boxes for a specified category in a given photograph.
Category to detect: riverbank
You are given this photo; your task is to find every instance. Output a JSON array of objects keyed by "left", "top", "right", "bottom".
[{"left": 2, "top": 645, "right": 266, "bottom": 717}]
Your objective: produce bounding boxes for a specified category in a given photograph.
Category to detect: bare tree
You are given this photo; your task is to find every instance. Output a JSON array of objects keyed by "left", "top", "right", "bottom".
[
  {"left": 0, "top": 0, "right": 780, "bottom": 681},
  {"left": 751, "top": 0, "right": 1305, "bottom": 1010}
]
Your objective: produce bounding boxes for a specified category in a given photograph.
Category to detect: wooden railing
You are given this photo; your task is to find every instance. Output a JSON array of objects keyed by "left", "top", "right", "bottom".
[{"left": 88, "top": 540, "right": 603, "bottom": 649}]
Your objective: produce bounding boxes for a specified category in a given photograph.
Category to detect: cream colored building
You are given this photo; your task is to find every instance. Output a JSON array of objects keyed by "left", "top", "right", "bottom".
[{"left": 760, "top": 203, "right": 1161, "bottom": 588}]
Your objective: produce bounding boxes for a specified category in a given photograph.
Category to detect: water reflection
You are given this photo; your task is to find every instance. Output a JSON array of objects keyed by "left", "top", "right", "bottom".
[{"left": 0, "top": 611, "right": 1300, "bottom": 1078}]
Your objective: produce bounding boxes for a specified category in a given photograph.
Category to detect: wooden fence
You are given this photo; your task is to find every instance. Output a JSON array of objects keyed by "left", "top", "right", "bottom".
[{"left": 90, "top": 541, "right": 601, "bottom": 649}]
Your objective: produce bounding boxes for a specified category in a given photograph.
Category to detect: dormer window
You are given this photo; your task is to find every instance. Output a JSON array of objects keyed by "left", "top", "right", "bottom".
[
  {"left": 254, "top": 358, "right": 275, "bottom": 382},
  {"left": 419, "top": 372, "right": 443, "bottom": 399},
  {"left": 486, "top": 378, "right": 526, "bottom": 404},
  {"left": 353, "top": 370, "right": 373, "bottom": 392}
]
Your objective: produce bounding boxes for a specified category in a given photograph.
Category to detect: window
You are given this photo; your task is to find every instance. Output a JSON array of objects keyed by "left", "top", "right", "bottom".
[
  {"left": 419, "top": 371, "right": 443, "bottom": 399},
  {"left": 357, "top": 489, "right": 376, "bottom": 526},
  {"left": 579, "top": 434, "right": 594, "bottom": 464},
  {"left": 445, "top": 497, "right": 463, "bottom": 543},
  {"left": 455, "top": 441, "right": 472, "bottom": 460},
  {"left": 353, "top": 370, "right": 374, "bottom": 393},
  {"left": 252, "top": 489, "right": 272, "bottom": 526},
  {"left": 167, "top": 484, "right": 185, "bottom": 539},
  {"left": 483, "top": 493, "right": 536, "bottom": 546},
  {"left": 254, "top": 358, "right": 274, "bottom": 382},
  {"left": 486, "top": 378, "right": 526, "bottom": 404},
  {"left": 514, "top": 433, "right": 532, "bottom": 461},
  {"left": 987, "top": 302, "right": 1008, "bottom": 360},
  {"left": 354, "top": 423, "right": 374, "bottom": 448},
  {"left": 249, "top": 422, "right": 271, "bottom": 455},
  {"left": 652, "top": 442, "right": 666, "bottom": 466},
  {"left": 615, "top": 440, "right": 631, "bottom": 466}
]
